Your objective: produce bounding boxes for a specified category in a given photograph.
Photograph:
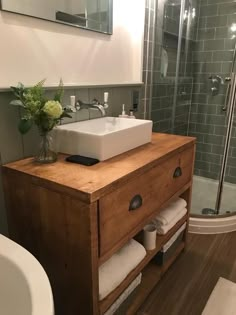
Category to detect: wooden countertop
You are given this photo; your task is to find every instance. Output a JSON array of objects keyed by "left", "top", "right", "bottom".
[{"left": 2, "top": 133, "right": 195, "bottom": 203}]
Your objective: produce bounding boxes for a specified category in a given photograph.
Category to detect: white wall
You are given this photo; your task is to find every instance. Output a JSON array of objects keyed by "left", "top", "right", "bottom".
[{"left": 0, "top": 0, "right": 145, "bottom": 88}]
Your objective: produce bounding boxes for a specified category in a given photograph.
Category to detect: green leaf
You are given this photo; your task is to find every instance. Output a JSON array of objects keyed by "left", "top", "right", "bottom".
[
  {"left": 10, "top": 86, "right": 20, "bottom": 97},
  {"left": 34, "top": 78, "right": 46, "bottom": 88},
  {"left": 17, "top": 82, "right": 25, "bottom": 89},
  {"left": 18, "top": 119, "right": 33, "bottom": 134},
  {"left": 10, "top": 84, "right": 26, "bottom": 100},
  {"left": 10, "top": 86, "right": 19, "bottom": 92},
  {"left": 10, "top": 100, "right": 24, "bottom": 107},
  {"left": 54, "top": 78, "right": 64, "bottom": 102}
]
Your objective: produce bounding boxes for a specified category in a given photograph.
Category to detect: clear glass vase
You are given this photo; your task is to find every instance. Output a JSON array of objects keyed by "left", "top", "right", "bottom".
[{"left": 35, "top": 131, "right": 57, "bottom": 164}]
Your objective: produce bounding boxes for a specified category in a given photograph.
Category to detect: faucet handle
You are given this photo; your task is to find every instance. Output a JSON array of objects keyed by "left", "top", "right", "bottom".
[
  {"left": 104, "top": 92, "right": 109, "bottom": 108},
  {"left": 92, "top": 98, "right": 99, "bottom": 105},
  {"left": 104, "top": 92, "right": 109, "bottom": 102},
  {"left": 75, "top": 100, "right": 81, "bottom": 110}
]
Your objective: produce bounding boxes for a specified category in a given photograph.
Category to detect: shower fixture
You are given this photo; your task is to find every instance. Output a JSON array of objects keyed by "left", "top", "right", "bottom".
[
  {"left": 202, "top": 208, "right": 217, "bottom": 215},
  {"left": 208, "top": 75, "right": 223, "bottom": 96}
]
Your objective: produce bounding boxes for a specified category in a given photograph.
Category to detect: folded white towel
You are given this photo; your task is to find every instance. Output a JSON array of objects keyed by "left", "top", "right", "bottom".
[
  {"left": 155, "top": 198, "right": 187, "bottom": 226},
  {"left": 99, "top": 239, "right": 146, "bottom": 301},
  {"left": 104, "top": 273, "right": 142, "bottom": 315},
  {"left": 162, "top": 222, "right": 187, "bottom": 252},
  {"left": 155, "top": 208, "right": 187, "bottom": 235}
]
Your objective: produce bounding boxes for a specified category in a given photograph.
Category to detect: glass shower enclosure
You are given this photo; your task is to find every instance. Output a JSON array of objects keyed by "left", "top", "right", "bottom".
[{"left": 149, "top": 0, "right": 236, "bottom": 216}]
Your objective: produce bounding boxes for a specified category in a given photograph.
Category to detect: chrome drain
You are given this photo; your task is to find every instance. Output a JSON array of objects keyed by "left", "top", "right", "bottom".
[{"left": 202, "top": 208, "right": 217, "bottom": 215}]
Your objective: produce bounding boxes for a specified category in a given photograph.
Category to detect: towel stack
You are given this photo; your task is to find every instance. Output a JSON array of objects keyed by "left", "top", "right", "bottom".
[
  {"left": 104, "top": 273, "right": 142, "bottom": 315},
  {"left": 99, "top": 239, "right": 146, "bottom": 301},
  {"left": 162, "top": 222, "right": 186, "bottom": 252},
  {"left": 153, "top": 198, "right": 187, "bottom": 235}
]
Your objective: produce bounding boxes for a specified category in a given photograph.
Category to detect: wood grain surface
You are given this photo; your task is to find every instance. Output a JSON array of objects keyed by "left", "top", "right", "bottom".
[
  {"left": 99, "top": 146, "right": 194, "bottom": 257},
  {"left": 2, "top": 133, "right": 195, "bottom": 203},
  {"left": 3, "top": 171, "right": 99, "bottom": 315},
  {"left": 2, "top": 132, "right": 196, "bottom": 315}
]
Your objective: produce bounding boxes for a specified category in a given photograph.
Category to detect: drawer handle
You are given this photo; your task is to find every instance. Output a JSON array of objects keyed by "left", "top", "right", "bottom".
[
  {"left": 129, "top": 194, "right": 143, "bottom": 211},
  {"left": 173, "top": 167, "right": 182, "bottom": 178}
]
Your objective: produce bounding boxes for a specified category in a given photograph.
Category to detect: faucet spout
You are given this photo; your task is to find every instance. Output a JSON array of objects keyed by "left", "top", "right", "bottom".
[
  {"left": 75, "top": 99, "right": 106, "bottom": 117},
  {"left": 93, "top": 104, "right": 106, "bottom": 116}
]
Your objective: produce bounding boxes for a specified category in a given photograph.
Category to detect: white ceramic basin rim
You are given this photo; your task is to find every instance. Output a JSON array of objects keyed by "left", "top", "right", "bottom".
[
  {"left": 56, "top": 117, "right": 149, "bottom": 135},
  {"left": 53, "top": 117, "right": 153, "bottom": 161}
]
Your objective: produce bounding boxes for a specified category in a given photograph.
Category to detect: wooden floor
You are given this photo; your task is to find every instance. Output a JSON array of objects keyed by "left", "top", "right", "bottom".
[{"left": 137, "top": 232, "right": 236, "bottom": 315}]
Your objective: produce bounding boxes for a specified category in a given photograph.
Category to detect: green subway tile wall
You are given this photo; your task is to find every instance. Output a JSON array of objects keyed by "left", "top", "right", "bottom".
[
  {"left": 189, "top": 0, "right": 236, "bottom": 183},
  {"left": 150, "top": 0, "right": 196, "bottom": 135}
]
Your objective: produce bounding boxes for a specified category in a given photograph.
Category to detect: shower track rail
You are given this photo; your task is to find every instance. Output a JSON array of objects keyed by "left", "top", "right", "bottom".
[{"left": 215, "top": 72, "right": 236, "bottom": 214}]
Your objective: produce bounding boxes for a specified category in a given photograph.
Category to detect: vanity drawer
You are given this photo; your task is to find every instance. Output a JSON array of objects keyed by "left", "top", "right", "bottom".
[{"left": 99, "top": 145, "right": 194, "bottom": 258}]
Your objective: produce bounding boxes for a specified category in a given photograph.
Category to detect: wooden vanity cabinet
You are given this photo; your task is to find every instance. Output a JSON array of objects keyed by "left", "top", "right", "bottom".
[{"left": 2, "top": 133, "right": 195, "bottom": 315}]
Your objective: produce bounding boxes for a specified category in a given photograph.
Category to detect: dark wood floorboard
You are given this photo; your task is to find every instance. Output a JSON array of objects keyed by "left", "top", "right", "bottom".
[{"left": 137, "top": 232, "right": 236, "bottom": 315}]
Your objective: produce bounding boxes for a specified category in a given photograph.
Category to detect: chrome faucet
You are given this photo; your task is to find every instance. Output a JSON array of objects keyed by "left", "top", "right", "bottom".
[
  {"left": 66, "top": 93, "right": 109, "bottom": 117},
  {"left": 76, "top": 99, "right": 106, "bottom": 116}
]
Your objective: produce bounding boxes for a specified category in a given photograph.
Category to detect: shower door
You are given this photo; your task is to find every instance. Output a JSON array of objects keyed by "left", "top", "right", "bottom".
[
  {"left": 185, "top": 0, "right": 236, "bottom": 216},
  {"left": 150, "top": 0, "right": 183, "bottom": 133},
  {"left": 217, "top": 72, "right": 236, "bottom": 214},
  {"left": 217, "top": 47, "right": 236, "bottom": 214},
  {"left": 148, "top": 0, "right": 236, "bottom": 215}
]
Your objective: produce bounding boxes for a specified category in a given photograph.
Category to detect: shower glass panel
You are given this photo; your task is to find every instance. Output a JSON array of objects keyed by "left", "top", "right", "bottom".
[
  {"left": 151, "top": 0, "right": 182, "bottom": 133},
  {"left": 151, "top": 0, "right": 196, "bottom": 136},
  {"left": 186, "top": 0, "right": 236, "bottom": 216},
  {"left": 171, "top": 0, "right": 196, "bottom": 136},
  {"left": 149, "top": 0, "right": 236, "bottom": 216}
]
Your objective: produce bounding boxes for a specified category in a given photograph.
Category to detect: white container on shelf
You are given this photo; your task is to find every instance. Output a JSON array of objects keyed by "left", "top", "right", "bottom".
[{"left": 143, "top": 224, "right": 157, "bottom": 251}]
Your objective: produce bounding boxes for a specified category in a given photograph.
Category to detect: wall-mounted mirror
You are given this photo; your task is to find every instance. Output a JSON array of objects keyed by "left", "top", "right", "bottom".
[{"left": 0, "top": 0, "right": 113, "bottom": 34}]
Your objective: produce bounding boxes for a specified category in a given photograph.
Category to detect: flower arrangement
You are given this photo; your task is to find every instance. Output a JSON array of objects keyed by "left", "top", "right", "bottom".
[
  {"left": 10, "top": 78, "right": 71, "bottom": 135},
  {"left": 10, "top": 79, "right": 72, "bottom": 163}
]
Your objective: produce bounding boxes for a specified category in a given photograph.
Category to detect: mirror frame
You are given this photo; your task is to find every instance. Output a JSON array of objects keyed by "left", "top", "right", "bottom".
[{"left": 0, "top": 0, "right": 113, "bottom": 35}]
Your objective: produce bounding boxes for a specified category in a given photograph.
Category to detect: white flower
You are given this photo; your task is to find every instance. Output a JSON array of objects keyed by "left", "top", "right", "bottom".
[{"left": 43, "top": 100, "right": 63, "bottom": 119}]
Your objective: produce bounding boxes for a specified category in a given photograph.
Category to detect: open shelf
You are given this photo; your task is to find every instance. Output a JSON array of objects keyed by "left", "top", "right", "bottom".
[
  {"left": 126, "top": 242, "right": 185, "bottom": 315},
  {"left": 99, "top": 216, "right": 187, "bottom": 314},
  {"left": 126, "top": 261, "right": 162, "bottom": 315}
]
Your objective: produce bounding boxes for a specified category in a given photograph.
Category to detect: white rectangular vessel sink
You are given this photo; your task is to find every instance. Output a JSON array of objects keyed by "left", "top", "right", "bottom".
[{"left": 53, "top": 117, "right": 153, "bottom": 161}]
